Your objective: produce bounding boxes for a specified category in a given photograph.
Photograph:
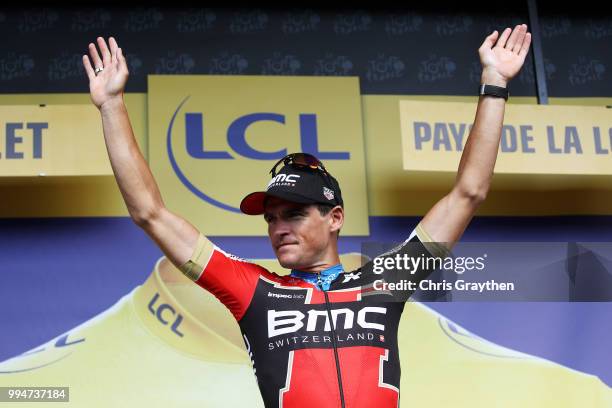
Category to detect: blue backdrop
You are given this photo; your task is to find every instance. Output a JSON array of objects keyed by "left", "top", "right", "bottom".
[{"left": 1, "top": 215, "right": 611, "bottom": 387}]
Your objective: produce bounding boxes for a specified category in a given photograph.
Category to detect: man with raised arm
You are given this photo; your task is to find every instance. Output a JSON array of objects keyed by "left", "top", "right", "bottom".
[{"left": 83, "top": 24, "right": 531, "bottom": 408}]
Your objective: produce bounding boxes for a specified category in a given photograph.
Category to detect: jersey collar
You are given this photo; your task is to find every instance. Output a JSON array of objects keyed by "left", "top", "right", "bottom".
[
  {"left": 290, "top": 263, "right": 343, "bottom": 291},
  {"left": 133, "top": 257, "right": 249, "bottom": 362}
]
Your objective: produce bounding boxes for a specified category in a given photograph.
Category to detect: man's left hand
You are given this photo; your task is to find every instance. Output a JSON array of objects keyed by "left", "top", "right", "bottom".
[{"left": 479, "top": 24, "right": 532, "bottom": 87}]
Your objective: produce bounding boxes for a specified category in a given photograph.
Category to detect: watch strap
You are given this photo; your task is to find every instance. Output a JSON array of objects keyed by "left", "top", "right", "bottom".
[{"left": 479, "top": 84, "right": 509, "bottom": 100}]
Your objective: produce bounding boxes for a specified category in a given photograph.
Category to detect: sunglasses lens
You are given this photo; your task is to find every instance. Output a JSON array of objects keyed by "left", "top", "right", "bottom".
[{"left": 292, "top": 153, "right": 320, "bottom": 168}]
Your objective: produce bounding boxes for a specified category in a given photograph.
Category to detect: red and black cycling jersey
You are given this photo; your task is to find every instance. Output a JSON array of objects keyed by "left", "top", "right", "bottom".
[{"left": 179, "top": 223, "right": 444, "bottom": 408}]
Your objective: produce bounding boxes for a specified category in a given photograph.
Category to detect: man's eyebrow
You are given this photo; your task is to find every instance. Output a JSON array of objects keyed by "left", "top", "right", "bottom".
[
  {"left": 263, "top": 206, "right": 308, "bottom": 219},
  {"left": 283, "top": 207, "right": 308, "bottom": 215}
]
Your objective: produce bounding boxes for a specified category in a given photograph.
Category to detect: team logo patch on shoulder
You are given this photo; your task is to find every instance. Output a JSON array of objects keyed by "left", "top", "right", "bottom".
[{"left": 323, "top": 187, "right": 335, "bottom": 201}]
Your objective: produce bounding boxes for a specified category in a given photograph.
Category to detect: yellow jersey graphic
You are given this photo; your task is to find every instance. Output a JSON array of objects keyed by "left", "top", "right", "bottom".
[{"left": 1, "top": 255, "right": 610, "bottom": 407}]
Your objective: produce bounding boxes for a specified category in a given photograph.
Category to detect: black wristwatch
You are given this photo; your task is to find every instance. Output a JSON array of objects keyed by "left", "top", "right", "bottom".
[{"left": 479, "top": 84, "right": 509, "bottom": 100}]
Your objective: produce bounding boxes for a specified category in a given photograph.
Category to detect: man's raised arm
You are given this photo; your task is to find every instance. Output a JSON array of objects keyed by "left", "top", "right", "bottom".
[
  {"left": 420, "top": 24, "right": 532, "bottom": 248},
  {"left": 82, "top": 36, "right": 199, "bottom": 269}
]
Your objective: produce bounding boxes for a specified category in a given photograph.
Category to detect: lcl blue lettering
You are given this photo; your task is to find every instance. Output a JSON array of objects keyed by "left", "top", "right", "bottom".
[
  {"left": 184, "top": 113, "right": 349, "bottom": 161},
  {"left": 228, "top": 113, "right": 287, "bottom": 160},
  {"left": 2, "top": 122, "right": 48, "bottom": 159},
  {"left": 185, "top": 113, "right": 233, "bottom": 159},
  {"left": 156, "top": 303, "right": 174, "bottom": 324},
  {"left": 299, "top": 114, "right": 349, "bottom": 159},
  {"left": 148, "top": 292, "right": 185, "bottom": 337}
]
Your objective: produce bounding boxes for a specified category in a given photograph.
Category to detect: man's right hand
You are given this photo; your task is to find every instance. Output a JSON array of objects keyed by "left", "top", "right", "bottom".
[
  {"left": 82, "top": 36, "right": 201, "bottom": 272},
  {"left": 82, "top": 37, "right": 129, "bottom": 110}
]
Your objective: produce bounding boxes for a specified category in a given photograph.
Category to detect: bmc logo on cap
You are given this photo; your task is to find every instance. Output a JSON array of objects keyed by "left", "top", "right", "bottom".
[{"left": 267, "top": 173, "right": 301, "bottom": 189}]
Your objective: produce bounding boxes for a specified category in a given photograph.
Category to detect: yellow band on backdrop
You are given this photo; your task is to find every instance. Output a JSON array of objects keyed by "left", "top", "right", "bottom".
[
  {"left": 0, "top": 91, "right": 611, "bottom": 222},
  {"left": 0, "top": 104, "right": 108, "bottom": 176},
  {"left": 400, "top": 101, "right": 612, "bottom": 175}
]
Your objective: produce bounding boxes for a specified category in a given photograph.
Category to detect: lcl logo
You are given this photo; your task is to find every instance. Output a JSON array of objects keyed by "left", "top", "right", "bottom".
[
  {"left": 148, "top": 293, "right": 185, "bottom": 338},
  {"left": 166, "top": 96, "right": 350, "bottom": 212}
]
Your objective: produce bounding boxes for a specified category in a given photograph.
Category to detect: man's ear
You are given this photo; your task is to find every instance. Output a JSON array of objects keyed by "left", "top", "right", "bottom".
[{"left": 329, "top": 206, "right": 344, "bottom": 233}]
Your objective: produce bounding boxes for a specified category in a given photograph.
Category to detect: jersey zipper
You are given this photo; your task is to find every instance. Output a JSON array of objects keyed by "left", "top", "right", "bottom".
[{"left": 318, "top": 274, "right": 346, "bottom": 408}]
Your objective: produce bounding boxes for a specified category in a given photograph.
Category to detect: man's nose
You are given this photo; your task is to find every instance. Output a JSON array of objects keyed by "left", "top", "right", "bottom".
[{"left": 270, "top": 219, "right": 291, "bottom": 238}]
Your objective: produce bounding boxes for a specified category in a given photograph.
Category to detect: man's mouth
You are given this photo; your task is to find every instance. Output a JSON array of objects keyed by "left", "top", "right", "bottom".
[{"left": 276, "top": 242, "right": 298, "bottom": 250}]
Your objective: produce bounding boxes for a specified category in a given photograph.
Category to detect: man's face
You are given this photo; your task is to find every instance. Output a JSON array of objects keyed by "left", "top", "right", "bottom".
[{"left": 264, "top": 197, "right": 336, "bottom": 270}]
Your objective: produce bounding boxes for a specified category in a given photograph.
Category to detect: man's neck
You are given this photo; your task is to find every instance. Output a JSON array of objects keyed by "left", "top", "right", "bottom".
[
  {"left": 292, "top": 258, "right": 342, "bottom": 273},
  {"left": 290, "top": 263, "right": 344, "bottom": 291},
  {"left": 292, "top": 262, "right": 342, "bottom": 274}
]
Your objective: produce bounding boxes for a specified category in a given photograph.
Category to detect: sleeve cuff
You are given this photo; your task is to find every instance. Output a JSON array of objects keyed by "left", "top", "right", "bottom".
[
  {"left": 415, "top": 223, "right": 452, "bottom": 259},
  {"left": 179, "top": 232, "right": 214, "bottom": 281}
]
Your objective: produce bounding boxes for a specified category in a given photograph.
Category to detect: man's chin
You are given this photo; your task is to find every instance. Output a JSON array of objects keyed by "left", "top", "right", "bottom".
[
  {"left": 277, "top": 255, "right": 302, "bottom": 270},
  {"left": 278, "top": 258, "right": 299, "bottom": 270}
]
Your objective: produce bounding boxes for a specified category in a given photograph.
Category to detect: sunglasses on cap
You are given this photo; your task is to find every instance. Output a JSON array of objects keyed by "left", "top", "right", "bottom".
[{"left": 269, "top": 153, "right": 331, "bottom": 177}]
